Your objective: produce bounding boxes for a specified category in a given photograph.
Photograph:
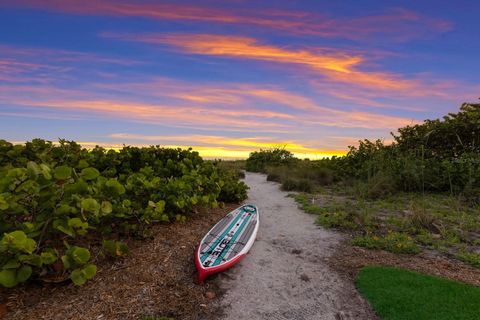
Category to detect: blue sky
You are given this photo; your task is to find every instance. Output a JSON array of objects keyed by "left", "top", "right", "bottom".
[{"left": 1, "top": 0, "right": 479, "bottom": 158}]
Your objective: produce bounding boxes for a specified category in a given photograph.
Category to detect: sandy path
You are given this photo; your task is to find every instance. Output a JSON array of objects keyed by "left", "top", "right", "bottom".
[{"left": 216, "top": 172, "right": 374, "bottom": 320}]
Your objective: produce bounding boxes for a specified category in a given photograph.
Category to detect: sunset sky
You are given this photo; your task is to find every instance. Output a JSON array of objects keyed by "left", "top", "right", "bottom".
[{"left": 1, "top": 1, "right": 479, "bottom": 159}]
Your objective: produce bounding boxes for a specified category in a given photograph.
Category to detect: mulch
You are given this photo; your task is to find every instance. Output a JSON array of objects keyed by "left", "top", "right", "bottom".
[
  {"left": 329, "top": 238, "right": 480, "bottom": 287},
  {"left": 0, "top": 204, "right": 238, "bottom": 320}
]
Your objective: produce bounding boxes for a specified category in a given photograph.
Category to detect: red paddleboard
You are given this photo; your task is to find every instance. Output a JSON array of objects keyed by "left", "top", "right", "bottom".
[{"left": 195, "top": 204, "right": 259, "bottom": 283}]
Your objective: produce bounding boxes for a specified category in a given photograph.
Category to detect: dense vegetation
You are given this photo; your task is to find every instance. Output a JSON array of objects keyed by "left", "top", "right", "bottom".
[
  {"left": 357, "top": 267, "right": 480, "bottom": 320},
  {"left": 0, "top": 139, "right": 248, "bottom": 288},
  {"left": 247, "top": 103, "right": 480, "bottom": 266},
  {"left": 248, "top": 103, "right": 480, "bottom": 200},
  {"left": 245, "top": 148, "right": 294, "bottom": 173},
  {"left": 335, "top": 103, "right": 479, "bottom": 199}
]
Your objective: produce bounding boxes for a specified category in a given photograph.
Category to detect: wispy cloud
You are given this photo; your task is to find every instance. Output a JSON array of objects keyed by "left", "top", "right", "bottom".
[
  {"left": 1, "top": 1, "right": 452, "bottom": 41},
  {"left": 0, "top": 45, "right": 138, "bottom": 73},
  {"left": 95, "top": 78, "right": 325, "bottom": 112},
  {"left": 104, "top": 33, "right": 458, "bottom": 96},
  {"left": 105, "top": 33, "right": 361, "bottom": 73},
  {"left": 0, "top": 41, "right": 444, "bottom": 149},
  {"left": 91, "top": 76, "right": 421, "bottom": 129},
  {"left": 0, "top": 44, "right": 138, "bottom": 66},
  {"left": 0, "top": 76, "right": 419, "bottom": 131},
  {"left": 6, "top": 98, "right": 293, "bottom": 130},
  {"left": 0, "top": 44, "right": 139, "bottom": 84},
  {"left": 1, "top": 1, "right": 473, "bottom": 161}
]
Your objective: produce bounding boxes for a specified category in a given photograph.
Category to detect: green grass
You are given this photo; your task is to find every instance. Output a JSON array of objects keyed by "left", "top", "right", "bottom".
[{"left": 357, "top": 267, "right": 480, "bottom": 320}]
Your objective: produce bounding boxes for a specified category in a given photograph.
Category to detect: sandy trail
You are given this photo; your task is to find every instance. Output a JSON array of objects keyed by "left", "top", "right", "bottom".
[{"left": 216, "top": 172, "right": 374, "bottom": 320}]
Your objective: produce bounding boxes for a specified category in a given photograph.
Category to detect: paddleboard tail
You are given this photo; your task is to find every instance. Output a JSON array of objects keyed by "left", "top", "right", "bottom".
[{"left": 195, "top": 244, "right": 249, "bottom": 284}]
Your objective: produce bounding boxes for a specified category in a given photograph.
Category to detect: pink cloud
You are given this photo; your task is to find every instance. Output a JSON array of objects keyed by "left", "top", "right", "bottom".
[
  {"left": 0, "top": 77, "right": 419, "bottom": 131},
  {"left": 105, "top": 33, "right": 469, "bottom": 99},
  {"left": 1, "top": 1, "right": 452, "bottom": 41}
]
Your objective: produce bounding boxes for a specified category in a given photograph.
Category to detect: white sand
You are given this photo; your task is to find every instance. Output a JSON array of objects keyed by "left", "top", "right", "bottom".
[{"left": 216, "top": 172, "right": 373, "bottom": 320}]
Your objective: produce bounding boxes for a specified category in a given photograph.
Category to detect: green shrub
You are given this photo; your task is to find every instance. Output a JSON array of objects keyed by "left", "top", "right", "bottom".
[
  {"left": 217, "top": 170, "right": 248, "bottom": 203},
  {"left": 354, "top": 174, "right": 397, "bottom": 200},
  {"left": 0, "top": 139, "right": 248, "bottom": 288},
  {"left": 281, "top": 178, "right": 313, "bottom": 193},
  {"left": 237, "top": 170, "right": 246, "bottom": 179},
  {"left": 314, "top": 167, "right": 334, "bottom": 185},
  {"left": 266, "top": 162, "right": 334, "bottom": 187},
  {"left": 266, "top": 172, "right": 281, "bottom": 182},
  {"left": 266, "top": 165, "right": 286, "bottom": 182},
  {"left": 245, "top": 148, "right": 294, "bottom": 172}
]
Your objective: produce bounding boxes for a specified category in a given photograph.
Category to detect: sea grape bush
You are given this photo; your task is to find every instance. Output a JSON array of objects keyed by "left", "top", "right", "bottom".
[
  {"left": 0, "top": 139, "right": 248, "bottom": 288},
  {"left": 216, "top": 169, "right": 248, "bottom": 202}
]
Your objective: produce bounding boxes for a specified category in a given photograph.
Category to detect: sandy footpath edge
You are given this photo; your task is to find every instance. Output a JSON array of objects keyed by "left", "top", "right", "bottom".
[{"left": 215, "top": 172, "right": 376, "bottom": 320}]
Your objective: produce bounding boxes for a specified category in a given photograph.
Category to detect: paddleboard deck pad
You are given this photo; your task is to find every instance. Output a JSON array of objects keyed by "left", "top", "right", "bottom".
[{"left": 195, "top": 204, "right": 259, "bottom": 283}]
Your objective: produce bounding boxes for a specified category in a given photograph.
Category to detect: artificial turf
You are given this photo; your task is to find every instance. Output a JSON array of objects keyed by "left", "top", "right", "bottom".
[{"left": 356, "top": 266, "right": 480, "bottom": 320}]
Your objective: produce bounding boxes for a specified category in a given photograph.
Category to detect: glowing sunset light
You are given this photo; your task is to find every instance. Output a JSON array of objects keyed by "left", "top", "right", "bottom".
[{"left": 0, "top": 1, "right": 478, "bottom": 159}]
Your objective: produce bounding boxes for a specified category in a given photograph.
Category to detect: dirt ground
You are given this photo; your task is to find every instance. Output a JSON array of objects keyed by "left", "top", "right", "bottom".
[
  {"left": 0, "top": 204, "right": 238, "bottom": 320},
  {"left": 215, "top": 172, "right": 377, "bottom": 320}
]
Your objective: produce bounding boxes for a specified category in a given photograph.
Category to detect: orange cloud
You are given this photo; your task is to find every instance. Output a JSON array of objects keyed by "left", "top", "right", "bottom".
[
  {"left": 104, "top": 33, "right": 430, "bottom": 92},
  {"left": 110, "top": 33, "right": 478, "bottom": 102},
  {"left": 106, "top": 33, "right": 361, "bottom": 73},
  {"left": 1, "top": 1, "right": 452, "bottom": 40}
]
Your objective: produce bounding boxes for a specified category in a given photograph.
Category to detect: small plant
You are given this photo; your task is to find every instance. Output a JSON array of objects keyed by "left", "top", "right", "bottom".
[
  {"left": 61, "top": 245, "right": 97, "bottom": 285},
  {"left": 455, "top": 250, "right": 480, "bottom": 268},
  {"left": 406, "top": 201, "right": 437, "bottom": 232},
  {"left": 102, "top": 240, "right": 129, "bottom": 258},
  {"left": 416, "top": 230, "right": 436, "bottom": 247},
  {"left": 352, "top": 232, "right": 420, "bottom": 254},
  {"left": 316, "top": 209, "right": 358, "bottom": 230},
  {"left": 294, "top": 194, "right": 323, "bottom": 214}
]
